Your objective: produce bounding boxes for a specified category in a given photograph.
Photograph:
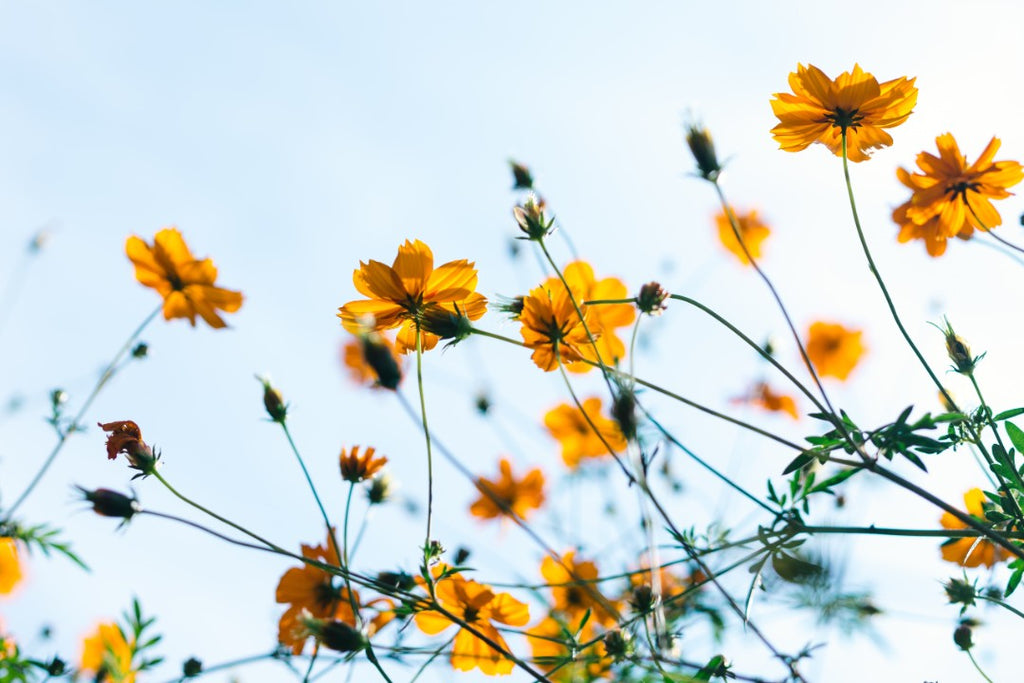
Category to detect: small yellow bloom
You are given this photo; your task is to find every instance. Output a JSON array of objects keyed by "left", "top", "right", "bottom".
[
  {"left": 470, "top": 458, "right": 546, "bottom": 521},
  {"left": 805, "top": 322, "right": 865, "bottom": 381},
  {"left": 893, "top": 133, "right": 1024, "bottom": 256},
  {"left": 126, "top": 228, "right": 243, "bottom": 328},
  {"left": 519, "top": 284, "right": 593, "bottom": 372},
  {"left": 715, "top": 209, "right": 771, "bottom": 265},
  {"left": 540, "top": 552, "right": 619, "bottom": 627},
  {"left": 80, "top": 622, "right": 136, "bottom": 682},
  {"left": 940, "top": 489, "right": 1006, "bottom": 568},
  {"left": 337, "top": 239, "right": 487, "bottom": 354},
  {"left": 0, "top": 538, "right": 23, "bottom": 595},
  {"left": 771, "top": 64, "right": 917, "bottom": 162},
  {"left": 544, "top": 398, "right": 627, "bottom": 468},
  {"left": 414, "top": 571, "right": 529, "bottom": 675},
  {"left": 526, "top": 614, "right": 611, "bottom": 681}
]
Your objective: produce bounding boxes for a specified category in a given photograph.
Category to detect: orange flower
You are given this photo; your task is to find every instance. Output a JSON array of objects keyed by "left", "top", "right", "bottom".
[
  {"left": 893, "top": 133, "right": 1024, "bottom": 256},
  {"left": 771, "top": 64, "right": 917, "bottom": 162},
  {"left": 414, "top": 572, "right": 529, "bottom": 675},
  {"left": 526, "top": 615, "right": 611, "bottom": 681},
  {"left": 80, "top": 622, "right": 136, "bottom": 683},
  {"left": 275, "top": 531, "right": 357, "bottom": 654},
  {"left": 715, "top": 209, "right": 771, "bottom": 265},
  {"left": 940, "top": 488, "right": 1006, "bottom": 568},
  {"left": 805, "top": 322, "right": 865, "bottom": 381},
  {"left": 734, "top": 382, "right": 799, "bottom": 420},
  {"left": 470, "top": 458, "right": 546, "bottom": 521},
  {"left": 540, "top": 551, "right": 619, "bottom": 627},
  {"left": 98, "top": 420, "right": 147, "bottom": 461},
  {"left": 519, "top": 283, "right": 594, "bottom": 372},
  {"left": 126, "top": 228, "right": 243, "bottom": 328},
  {"left": 339, "top": 446, "right": 388, "bottom": 483},
  {"left": 545, "top": 262, "right": 635, "bottom": 374},
  {"left": 337, "top": 239, "right": 487, "bottom": 354},
  {"left": 342, "top": 333, "right": 403, "bottom": 389},
  {"left": 544, "top": 398, "right": 627, "bottom": 468},
  {"left": 0, "top": 538, "right": 23, "bottom": 595}
]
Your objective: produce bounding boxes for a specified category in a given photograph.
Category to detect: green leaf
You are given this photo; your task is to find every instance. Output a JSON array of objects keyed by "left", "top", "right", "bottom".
[
  {"left": 808, "top": 467, "right": 861, "bottom": 494},
  {"left": 1006, "top": 422, "right": 1024, "bottom": 455},
  {"left": 783, "top": 452, "right": 814, "bottom": 475},
  {"left": 1007, "top": 566, "right": 1024, "bottom": 597},
  {"left": 994, "top": 408, "right": 1024, "bottom": 421}
]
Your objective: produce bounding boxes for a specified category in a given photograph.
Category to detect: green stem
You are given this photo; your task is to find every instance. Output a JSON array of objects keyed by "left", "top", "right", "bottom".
[
  {"left": 364, "top": 646, "right": 393, "bottom": 683},
  {"left": 978, "top": 593, "right": 1024, "bottom": 621},
  {"left": 342, "top": 482, "right": 361, "bottom": 624},
  {"left": 281, "top": 423, "right": 342, "bottom": 569},
  {"left": 800, "top": 524, "right": 1024, "bottom": 539},
  {"left": 5, "top": 304, "right": 162, "bottom": 518},
  {"left": 966, "top": 647, "right": 994, "bottom": 683},
  {"left": 414, "top": 328, "right": 436, "bottom": 575}
]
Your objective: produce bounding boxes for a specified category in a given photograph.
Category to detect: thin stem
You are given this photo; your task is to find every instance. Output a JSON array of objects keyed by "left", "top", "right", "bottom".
[
  {"left": 5, "top": 304, "right": 163, "bottom": 518},
  {"left": 141, "top": 510, "right": 282, "bottom": 554},
  {"left": 364, "top": 646, "right": 393, "bottom": 683},
  {"left": 281, "top": 423, "right": 342, "bottom": 565},
  {"left": 800, "top": 524, "right": 1024, "bottom": 539},
  {"left": 342, "top": 482, "right": 361, "bottom": 623},
  {"left": 409, "top": 636, "right": 455, "bottom": 683},
  {"left": 978, "top": 593, "right": 1024, "bottom": 621},
  {"left": 414, "top": 328, "right": 436, "bottom": 570},
  {"left": 966, "top": 648, "right": 994, "bottom": 683}
]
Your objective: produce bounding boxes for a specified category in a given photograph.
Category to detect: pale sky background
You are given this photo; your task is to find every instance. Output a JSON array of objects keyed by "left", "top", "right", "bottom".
[{"left": 3, "top": 2, "right": 1024, "bottom": 681}]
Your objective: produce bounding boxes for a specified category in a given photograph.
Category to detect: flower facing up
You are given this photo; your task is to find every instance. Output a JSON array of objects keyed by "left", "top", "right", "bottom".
[
  {"left": 546, "top": 261, "right": 635, "bottom": 374},
  {"left": 0, "top": 538, "right": 23, "bottom": 595},
  {"left": 893, "top": 133, "right": 1024, "bottom": 256},
  {"left": 805, "top": 322, "right": 865, "bottom": 381},
  {"left": 275, "top": 531, "right": 358, "bottom": 654},
  {"left": 526, "top": 614, "right": 611, "bottom": 681},
  {"left": 519, "top": 284, "right": 594, "bottom": 372},
  {"left": 940, "top": 488, "right": 1006, "bottom": 568},
  {"left": 771, "top": 64, "right": 917, "bottom": 162},
  {"left": 544, "top": 398, "right": 627, "bottom": 468},
  {"left": 342, "top": 332, "right": 403, "bottom": 390},
  {"left": 414, "top": 571, "right": 529, "bottom": 675},
  {"left": 734, "top": 382, "right": 800, "bottom": 420},
  {"left": 126, "top": 228, "right": 243, "bottom": 328},
  {"left": 469, "top": 458, "right": 546, "bottom": 521},
  {"left": 80, "top": 622, "right": 136, "bottom": 683},
  {"left": 339, "top": 445, "right": 388, "bottom": 483},
  {"left": 98, "top": 421, "right": 158, "bottom": 476},
  {"left": 715, "top": 209, "right": 771, "bottom": 265},
  {"left": 540, "top": 552, "right": 619, "bottom": 628},
  {"left": 338, "top": 239, "right": 487, "bottom": 354}
]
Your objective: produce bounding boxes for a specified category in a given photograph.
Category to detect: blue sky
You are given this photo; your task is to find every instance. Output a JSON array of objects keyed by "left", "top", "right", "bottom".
[{"left": 3, "top": 2, "right": 1024, "bottom": 681}]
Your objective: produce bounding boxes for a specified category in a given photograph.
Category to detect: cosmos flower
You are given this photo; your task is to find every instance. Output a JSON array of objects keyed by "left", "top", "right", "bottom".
[
  {"left": 544, "top": 398, "right": 627, "bottom": 468},
  {"left": 805, "top": 322, "right": 865, "bottom": 381},
  {"left": 715, "top": 209, "right": 771, "bottom": 265},
  {"left": 940, "top": 488, "right": 1006, "bottom": 568},
  {"left": 469, "top": 458, "right": 546, "bottom": 521}
]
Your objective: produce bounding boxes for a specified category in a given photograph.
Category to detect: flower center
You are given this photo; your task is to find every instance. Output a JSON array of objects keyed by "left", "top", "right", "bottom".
[
  {"left": 463, "top": 606, "right": 480, "bottom": 623},
  {"left": 947, "top": 179, "right": 979, "bottom": 202},
  {"left": 824, "top": 107, "right": 863, "bottom": 130}
]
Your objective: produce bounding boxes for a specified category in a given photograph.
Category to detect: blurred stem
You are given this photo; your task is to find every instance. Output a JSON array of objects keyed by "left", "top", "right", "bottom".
[
  {"left": 4, "top": 304, "right": 162, "bottom": 519},
  {"left": 978, "top": 592, "right": 1024, "bottom": 620},
  {"left": 966, "top": 648, "right": 994, "bottom": 683},
  {"left": 342, "top": 482, "right": 361, "bottom": 625},
  {"left": 408, "top": 636, "right": 454, "bottom": 683},
  {"left": 364, "top": 646, "right": 393, "bottom": 683},
  {"left": 280, "top": 422, "right": 342, "bottom": 571}
]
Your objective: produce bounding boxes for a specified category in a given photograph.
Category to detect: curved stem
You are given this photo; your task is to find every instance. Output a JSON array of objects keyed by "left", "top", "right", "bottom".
[
  {"left": 5, "top": 304, "right": 162, "bottom": 519},
  {"left": 341, "top": 482, "right": 360, "bottom": 624},
  {"left": 280, "top": 423, "right": 342, "bottom": 565}
]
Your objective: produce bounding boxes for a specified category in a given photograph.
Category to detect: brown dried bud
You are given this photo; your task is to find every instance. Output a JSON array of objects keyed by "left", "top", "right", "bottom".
[{"left": 636, "top": 282, "right": 669, "bottom": 316}]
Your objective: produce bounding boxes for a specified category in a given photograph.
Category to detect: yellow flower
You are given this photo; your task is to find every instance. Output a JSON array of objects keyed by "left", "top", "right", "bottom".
[
  {"left": 544, "top": 398, "right": 627, "bottom": 468},
  {"left": 339, "top": 445, "right": 388, "bottom": 483},
  {"left": 80, "top": 622, "right": 136, "bottom": 683},
  {"left": 771, "top": 64, "right": 917, "bottom": 162},
  {"left": 940, "top": 489, "right": 1006, "bottom": 568},
  {"left": 540, "top": 552, "right": 619, "bottom": 628},
  {"left": 734, "top": 382, "right": 799, "bottom": 420},
  {"left": 715, "top": 209, "right": 771, "bottom": 265},
  {"left": 126, "top": 228, "right": 243, "bottom": 328},
  {"left": 337, "top": 239, "right": 487, "bottom": 354},
  {"left": 275, "top": 531, "right": 357, "bottom": 654},
  {"left": 893, "top": 133, "right": 1024, "bottom": 256},
  {"left": 805, "top": 322, "right": 865, "bottom": 381},
  {"left": 0, "top": 538, "right": 23, "bottom": 595},
  {"left": 526, "top": 615, "right": 611, "bottom": 681},
  {"left": 546, "top": 262, "right": 635, "bottom": 374},
  {"left": 519, "top": 284, "right": 594, "bottom": 372},
  {"left": 414, "top": 572, "right": 529, "bottom": 675},
  {"left": 469, "top": 458, "right": 546, "bottom": 521}
]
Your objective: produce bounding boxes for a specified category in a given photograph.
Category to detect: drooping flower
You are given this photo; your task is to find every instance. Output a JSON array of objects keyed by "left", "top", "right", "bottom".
[
  {"left": 126, "top": 228, "right": 243, "bottom": 328},
  {"left": 337, "top": 239, "right": 487, "bottom": 354},
  {"left": 540, "top": 552, "right": 619, "bottom": 627},
  {"left": 545, "top": 262, "right": 635, "bottom": 374},
  {"left": 940, "top": 489, "right": 1006, "bottom": 568},
  {"left": 275, "top": 532, "right": 357, "bottom": 654},
  {"left": 715, "top": 209, "right": 771, "bottom": 265},
  {"left": 805, "top": 322, "right": 865, "bottom": 381},
  {"left": 771, "top": 64, "right": 917, "bottom": 162},
  {"left": 470, "top": 458, "right": 546, "bottom": 521},
  {"left": 544, "top": 398, "right": 627, "bottom": 468},
  {"left": 98, "top": 420, "right": 157, "bottom": 475},
  {"left": 339, "top": 446, "right": 388, "bottom": 483},
  {"left": 0, "top": 538, "right": 23, "bottom": 595},
  {"left": 519, "top": 284, "right": 594, "bottom": 372},
  {"left": 414, "top": 571, "right": 529, "bottom": 675},
  {"left": 80, "top": 622, "right": 136, "bottom": 683},
  {"left": 893, "top": 133, "right": 1024, "bottom": 256},
  {"left": 526, "top": 614, "right": 611, "bottom": 681},
  {"left": 733, "top": 382, "right": 799, "bottom": 420}
]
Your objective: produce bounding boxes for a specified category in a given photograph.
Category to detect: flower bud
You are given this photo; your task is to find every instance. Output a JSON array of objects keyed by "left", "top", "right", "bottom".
[
  {"left": 366, "top": 472, "right": 394, "bottom": 505},
  {"left": 182, "top": 657, "right": 203, "bottom": 678},
  {"left": 509, "top": 160, "right": 534, "bottom": 190},
  {"left": 360, "top": 333, "right": 403, "bottom": 390},
  {"left": 953, "top": 621, "right": 974, "bottom": 651},
  {"left": 602, "top": 629, "right": 632, "bottom": 661},
  {"left": 636, "top": 282, "right": 669, "bottom": 316},
  {"left": 629, "top": 584, "right": 655, "bottom": 613},
  {"left": 256, "top": 375, "right": 288, "bottom": 423},
  {"left": 611, "top": 387, "right": 638, "bottom": 443},
  {"left": 934, "top": 318, "right": 984, "bottom": 376},
  {"left": 77, "top": 486, "right": 141, "bottom": 523},
  {"left": 131, "top": 342, "right": 149, "bottom": 359},
  {"left": 494, "top": 295, "right": 525, "bottom": 320},
  {"left": 513, "top": 194, "right": 554, "bottom": 241},
  {"left": 685, "top": 123, "right": 722, "bottom": 181},
  {"left": 299, "top": 614, "right": 368, "bottom": 653},
  {"left": 419, "top": 305, "right": 473, "bottom": 348}
]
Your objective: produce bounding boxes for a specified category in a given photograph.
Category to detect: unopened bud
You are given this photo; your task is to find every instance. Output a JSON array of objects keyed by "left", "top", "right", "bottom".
[
  {"left": 602, "top": 629, "right": 632, "bottom": 661},
  {"left": 360, "top": 333, "right": 402, "bottom": 390},
  {"left": 182, "top": 657, "right": 203, "bottom": 678},
  {"left": 46, "top": 657, "right": 66, "bottom": 676},
  {"left": 630, "top": 585, "right": 655, "bottom": 613},
  {"left": 77, "top": 486, "right": 141, "bottom": 523},
  {"left": 509, "top": 160, "right": 534, "bottom": 190},
  {"left": 300, "top": 615, "right": 368, "bottom": 653},
  {"left": 513, "top": 194, "right": 553, "bottom": 241},
  {"left": 131, "top": 342, "right": 149, "bottom": 359},
  {"left": 494, "top": 295, "right": 525, "bottom": 320},
  {"left": 685, "top": 123, "right": 722, "bottom": 181},
  {"left": 953, "top": 621, "right": 974, "bottom": 651},
  {"left": 612, "top": 388, "right": 638, "bottom": 443},
  {"left": 256, "top": 375, "right": 288, "bottom": 423},
  {"left": 367, "top": 472, "right": 394, "bottom": 505},
  {"left": 934, "top": 318, "right": 983, "bottom": 376},
  {"left": 419, "top": 305, "right": 473, "bottom": 348},
  {"left": 636, "top": 282, "right": 668, "bottom": 316}
]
